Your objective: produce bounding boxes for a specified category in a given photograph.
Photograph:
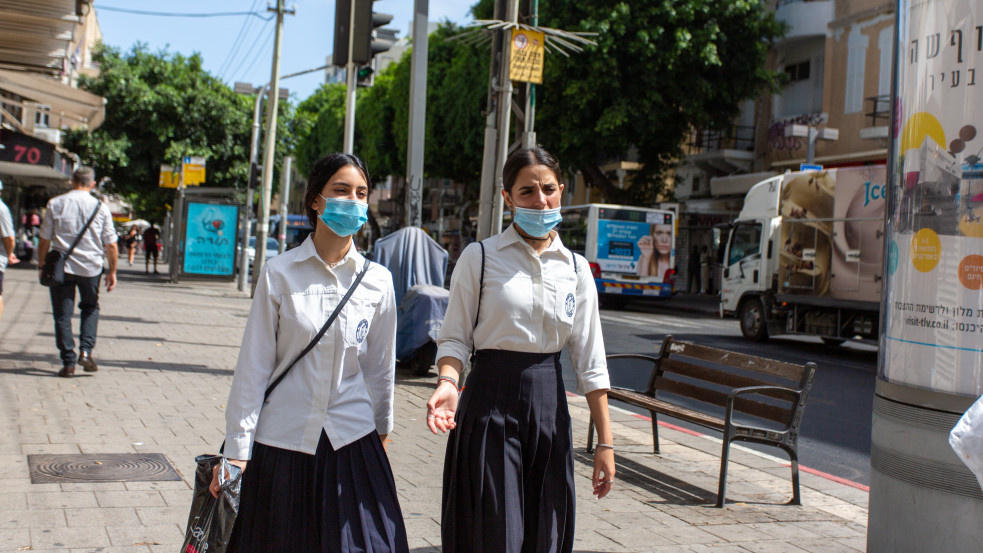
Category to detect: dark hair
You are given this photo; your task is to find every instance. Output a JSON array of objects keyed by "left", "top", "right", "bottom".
[
  {"left": 502, "top": 146, "right": 562, "bottom": 193},
  {"left": 72, "top": 166, "right": 95, "bottom": 185},
  {"left": 303, "top": 153, "right": 372, "bottom": 228}
]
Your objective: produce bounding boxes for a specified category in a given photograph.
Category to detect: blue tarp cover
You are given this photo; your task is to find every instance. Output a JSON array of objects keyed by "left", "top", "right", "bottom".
[
  {"left": 373, "top": 227, "right": 448, "bottom": 309},
  {"left": 396, "top": 284, "right": 450, "bottom": 361}
]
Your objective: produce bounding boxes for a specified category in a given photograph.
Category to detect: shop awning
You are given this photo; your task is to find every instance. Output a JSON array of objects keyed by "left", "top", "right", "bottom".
[{"left": 0, "top": 68, "right": 104, "bottom": 129}]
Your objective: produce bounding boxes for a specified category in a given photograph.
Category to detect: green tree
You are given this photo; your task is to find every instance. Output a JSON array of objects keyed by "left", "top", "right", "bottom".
[
  {"left": 472, "top": 0, "right": 784, "bottom": 204},
  {"left": 63, "top": 44, "right": 296, "bottom": 223}
]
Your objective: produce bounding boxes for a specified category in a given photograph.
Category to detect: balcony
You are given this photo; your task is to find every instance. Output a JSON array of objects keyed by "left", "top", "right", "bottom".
[
  {"left": 776, "top": 0, "right": 835, "bottom": 41},
  {"left": 682, "top": 125, "right": 756, "bottom": 175},
  {"left": 860, "top": 94, "right": 890, "bottom": 140}
]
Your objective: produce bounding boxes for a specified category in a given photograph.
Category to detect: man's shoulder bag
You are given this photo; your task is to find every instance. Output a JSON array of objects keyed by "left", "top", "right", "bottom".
[{"left": 40, "top": 204, "right": 101, "bottom": 287}]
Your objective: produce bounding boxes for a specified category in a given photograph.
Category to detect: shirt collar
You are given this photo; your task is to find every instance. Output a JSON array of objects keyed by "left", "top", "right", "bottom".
[
  {"left": 498, "top": 223, "right": 572, "bottom": 262},
  {"left": 293, "top": 234, "right": 365, "bottom": 270}
]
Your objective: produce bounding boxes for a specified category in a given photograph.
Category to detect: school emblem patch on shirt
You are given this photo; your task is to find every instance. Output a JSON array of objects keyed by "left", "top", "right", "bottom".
[
  {"left": 565, "top": 293, "right": 575, "bottom": 317},
  {"left": 356, "top": 319, "right": 369, "bottom": 343}
]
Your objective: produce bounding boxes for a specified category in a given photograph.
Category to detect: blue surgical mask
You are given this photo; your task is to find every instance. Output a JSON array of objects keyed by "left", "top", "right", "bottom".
[
  {"left": 512, "top": 206, "right": 562, "bottom": 238},
  {"left": 318, "top": 195, "right": 368, "bottom": 237}
]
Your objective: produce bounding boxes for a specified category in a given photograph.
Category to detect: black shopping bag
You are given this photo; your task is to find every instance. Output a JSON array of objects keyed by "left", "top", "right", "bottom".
[{"left": 181, "top": 454, "right": 242, "bottom": 553}]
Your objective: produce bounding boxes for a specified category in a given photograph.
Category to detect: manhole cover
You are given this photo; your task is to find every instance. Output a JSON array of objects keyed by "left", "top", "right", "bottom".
[{"left": 27, "top": 453, "right": 182, "bottom": 484}]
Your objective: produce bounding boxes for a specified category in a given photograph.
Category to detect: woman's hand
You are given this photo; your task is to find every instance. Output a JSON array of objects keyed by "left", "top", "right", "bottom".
[
  {"left": 426, "top": 381, "right": 459, "bottom": 434},
  {"left": 637, "top": 235, "right": 654, "bottom": 257},
  {"left": 592, "top": 447, "right": 615, "bottom": 499},
  {"left": 209, "top": 459, "right": 247, "bottom": 498}
]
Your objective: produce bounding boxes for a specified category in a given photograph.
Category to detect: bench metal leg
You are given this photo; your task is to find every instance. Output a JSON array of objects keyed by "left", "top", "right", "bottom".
[
  {"left": 716, "top": 432, "right": 734, "bottom": 508},
  {"left": 786, "top": 445, "right": 801, "bottom": 505},
  {"left": 650, "top": 411, "right": 660, "bottom": 454},
  {"left": 587, "top": 414, "right": 595, "bottom": 453}
]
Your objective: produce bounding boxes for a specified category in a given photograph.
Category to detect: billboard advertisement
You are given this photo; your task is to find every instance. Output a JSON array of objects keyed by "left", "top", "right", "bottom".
[
  {"left": 882, "top": 0, "right": 983, "bottom": 396},
  {"left": 595, "top": 208, "right": 674, "bottom": 281},
  {"left": 778, "top": 166, "right": 887, "bottom": 303},
  {"left": 183, "top": 202, "right": 239, "bottom": 277}
]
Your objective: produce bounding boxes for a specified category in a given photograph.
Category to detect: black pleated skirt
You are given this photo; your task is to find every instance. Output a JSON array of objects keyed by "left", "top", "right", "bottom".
[
  {"left": 227, "top": 430, "right": 409, "bottom": 553},
  {"left": 441, "top": 350, "right": 576, "bottom": 553}
]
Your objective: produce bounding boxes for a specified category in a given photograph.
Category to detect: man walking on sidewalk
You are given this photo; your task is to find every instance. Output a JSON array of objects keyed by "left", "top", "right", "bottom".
[
  {"left": 37, "top": 167, "right": 118, "bottom": 377},
  {"left": 0, "top": 178, "right": 20, "bottom": 321}
]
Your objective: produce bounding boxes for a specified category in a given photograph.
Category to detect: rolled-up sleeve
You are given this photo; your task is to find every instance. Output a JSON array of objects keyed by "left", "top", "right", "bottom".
[
  {"left": 568, "top": 254, "right": 610, "bottom": 394},
  {"left": 436, "top": 243, "right": 481, "bottom": 366},
  {"left": 38, "top": 201, "right": 54, "bottom": 241},
  {"left": 99, "top": 205, "right": 117, "bottom": 246},
  {"left": 362, "top": 273, "right": 397, "bottom": 436},
  {"left": 225, "top": 265, "right": 280, "bottom": 460}
]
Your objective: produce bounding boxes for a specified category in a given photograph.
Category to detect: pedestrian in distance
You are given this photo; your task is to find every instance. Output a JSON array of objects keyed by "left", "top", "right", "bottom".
[
  {"left": 215, "top": 153, "right": 409, "bottom": 553},
  {"left": 427, "top": 146, "right": 615, "bottom": 553},
  {"left": 142, "top": 222, "right": 160, "bottom": 274},
  {"left": 0, "top": 178, "right": 20, "bottom": 322},
  {"left": 36, "top": 167, "right": 118, "bottom": 377},
  {"left": 123, "top": 226, "right": 138, "bottom": 266}
]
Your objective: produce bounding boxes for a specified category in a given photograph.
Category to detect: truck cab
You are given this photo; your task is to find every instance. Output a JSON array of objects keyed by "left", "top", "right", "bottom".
[{"left": 720, "top": 175, "right": 783, "bottom": 340}]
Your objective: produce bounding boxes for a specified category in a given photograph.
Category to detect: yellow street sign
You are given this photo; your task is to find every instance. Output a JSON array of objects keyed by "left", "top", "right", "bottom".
[
  {"left": 159, "top": 165, "right": 179, "bottom": 188},
  {"left": 183, "top": 156, "right": 206, "bottom": 186},
  {"left": 509, "top": 29, "right": 545, "bottom": 84}
]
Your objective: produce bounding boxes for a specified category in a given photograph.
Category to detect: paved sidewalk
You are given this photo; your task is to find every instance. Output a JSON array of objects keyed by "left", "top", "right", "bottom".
[{"left": 0, "top": 264, "right": 868, "bottom": 552}]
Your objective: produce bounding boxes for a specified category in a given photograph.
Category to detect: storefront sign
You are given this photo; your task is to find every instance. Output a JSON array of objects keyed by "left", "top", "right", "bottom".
[{"left": 183, "top": 202, "right": 239, "bottom": 277}]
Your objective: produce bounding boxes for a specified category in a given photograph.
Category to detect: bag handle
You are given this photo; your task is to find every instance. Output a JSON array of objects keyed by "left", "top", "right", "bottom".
[
  {"left": 471, "top": 241, "right": 485, "bottom": 358},
  {"left": 263, "top": 259, "right": 371, "bottom": 403},
  {"left": 63, "top": 204, "right": 102, "bottom": 260}
]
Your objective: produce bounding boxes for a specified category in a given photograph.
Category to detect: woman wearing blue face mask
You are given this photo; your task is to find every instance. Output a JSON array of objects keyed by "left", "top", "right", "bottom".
[
  {"left": 426, "top": 146, "right": 615, "bottom": 553},
  {"left": 217, "top": 153, "right": 409, "bottom": 553}
]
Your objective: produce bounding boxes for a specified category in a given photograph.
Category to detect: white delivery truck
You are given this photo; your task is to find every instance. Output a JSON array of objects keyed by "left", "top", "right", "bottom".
[
  {"left": 720, "top": 166, "right": 887, "bottom": 343},
  {"left": 558, "top": 204, "right": 676, "bottom": 308}
]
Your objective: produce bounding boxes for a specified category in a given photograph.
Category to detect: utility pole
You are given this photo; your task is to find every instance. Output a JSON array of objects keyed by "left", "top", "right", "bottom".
[
  {"left": 343, "top": 0, "right": 357, "bottom": 153},
  {"left": 252, "top": 0, "right": 291, "bottom": 294},
  {"left": 277, "top": 156, "right": 292, "bottom": 254},
  {"left": 476, "top": 0, "right": 509, "bottom": 241},
  {"left": 405, "top": 0, "right": 429, "bottom": 228},
  {"left": 237, "top": 84, "right": 267, "bottom": 292},
  {"left": 490, "top": 0, "right": 520, "bottom": 236}
]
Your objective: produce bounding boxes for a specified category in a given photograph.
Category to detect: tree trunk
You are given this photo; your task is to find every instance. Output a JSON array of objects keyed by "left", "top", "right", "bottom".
[{"left": 580, "top": 163, "right": 629, "bottom": 204}]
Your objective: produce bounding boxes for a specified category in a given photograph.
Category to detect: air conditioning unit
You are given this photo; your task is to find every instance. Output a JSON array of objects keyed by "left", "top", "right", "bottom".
[{"left": 33, "top": 127, "right": 62, "bottom": 145}]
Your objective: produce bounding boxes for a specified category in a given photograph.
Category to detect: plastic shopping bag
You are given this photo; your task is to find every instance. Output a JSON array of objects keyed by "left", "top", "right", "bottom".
[
  {"left": 949, "top": 395, "right": 983, "bottom": 491},
  {"left": 181, "top": 454, "right": 242, "bottom": 553}
]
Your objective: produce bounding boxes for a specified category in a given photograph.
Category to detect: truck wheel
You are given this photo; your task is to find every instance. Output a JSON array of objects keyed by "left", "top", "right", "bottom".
[
  {"left": 410, "top": 341, "right": 437, "bottom": 376},
  {"left": 740, "top": 299, "right": 769, "bottom": 342},
  {"left": 822, "top": 338, "right": 846, "bottom": 347}
]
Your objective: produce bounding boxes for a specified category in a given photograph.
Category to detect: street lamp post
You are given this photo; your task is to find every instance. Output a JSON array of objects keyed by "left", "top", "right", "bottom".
[
  {"left": 234, "top": 83, "right": 269, "bottom": 292},
  {"left": 784, "top": 123, "right": 839, "bottom": 165}
]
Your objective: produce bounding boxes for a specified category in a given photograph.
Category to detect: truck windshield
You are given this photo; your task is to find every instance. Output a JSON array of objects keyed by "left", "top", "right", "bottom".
[{"left": 728, "top": 223, "right": 762, "bottom": 266}]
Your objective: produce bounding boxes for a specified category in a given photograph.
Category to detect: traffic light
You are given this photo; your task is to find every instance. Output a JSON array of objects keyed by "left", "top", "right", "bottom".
[
  {"left": 356, "top": 64, "right": 374, "bottom": 87},
  {"left": 332, "top": 0, "right": 397, "bottom": 67},
  {"left": 248, "top": 161, "right": 261, "bottom": 190}
]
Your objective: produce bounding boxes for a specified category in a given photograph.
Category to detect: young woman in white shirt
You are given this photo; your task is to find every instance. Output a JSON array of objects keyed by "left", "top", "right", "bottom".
[
  {"left": 215, "top": 153, "right": 409, "bottom": 553},
  {"left": 426, "top": 147, "right": 615, "bottom": 553}
]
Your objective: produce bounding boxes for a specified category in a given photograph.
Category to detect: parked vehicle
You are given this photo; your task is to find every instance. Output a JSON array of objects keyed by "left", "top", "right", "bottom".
[
  {"left": 719, "top": 165, "right": 887, "bottom": 343},
  {"left": 373, "top": 227, "right": 449, "bottom": 375},
  {"left": 558, "top": 203, "right": 676, "bottom": 308}
]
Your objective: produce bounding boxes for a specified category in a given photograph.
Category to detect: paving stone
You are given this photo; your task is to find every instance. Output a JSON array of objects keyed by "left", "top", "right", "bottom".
[
  {"left": 0, "top": 528, "right": 31, "bottom": 550},
  {"left": 65, "top": 506, "right": 140, "bottom": 527},
  {"left": 0, "top": 508, "right": 66, "bottom": 529},
  {"left": 94, "top": 490, "right": 166, "bottom": 508},
  {"left": 106, "top": 523, "right": 183, "bottom": 547},
  {"left": 28, "top": 491, "right": 98, "bottom": 509},
  {"left": 31, "top": 525, "right": 111, "bottom": 549}
]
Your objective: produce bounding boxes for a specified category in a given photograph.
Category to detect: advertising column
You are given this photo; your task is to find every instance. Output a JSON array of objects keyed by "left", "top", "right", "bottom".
[{"left": 869, "top": 0, "right": 983, "bottom": 550}]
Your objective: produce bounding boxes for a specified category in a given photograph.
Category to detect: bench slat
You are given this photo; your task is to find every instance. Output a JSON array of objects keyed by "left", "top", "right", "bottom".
[
  {"left": 661, "top": 359, "right": 794, "bottom": 400},
  {"left": 666, "top": 340, "right": 809, "bottom": 382},
  {"left": 608, "top": 388, "right": 725, "bottom": 430},
  {"left": 655, "top": 379, "right": 794, "bottom": 425}
]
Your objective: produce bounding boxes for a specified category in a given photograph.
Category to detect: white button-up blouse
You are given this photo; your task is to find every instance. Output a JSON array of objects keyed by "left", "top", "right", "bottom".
[
  {"left": 224, "top": 237, "right": 397, "bottom": 459},
  {"left": 436, "top": 224, "right": 610, "bottom": 394}
]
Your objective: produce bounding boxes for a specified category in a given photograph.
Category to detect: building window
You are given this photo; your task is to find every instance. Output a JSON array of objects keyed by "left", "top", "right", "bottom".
[{"left": 784, "top": 61, "right": 810, "bottom": 82}]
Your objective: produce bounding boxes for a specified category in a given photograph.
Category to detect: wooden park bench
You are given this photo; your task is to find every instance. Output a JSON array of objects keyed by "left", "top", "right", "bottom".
[{"left": 588, "top": 335, "right": 817, "bottom": 508}]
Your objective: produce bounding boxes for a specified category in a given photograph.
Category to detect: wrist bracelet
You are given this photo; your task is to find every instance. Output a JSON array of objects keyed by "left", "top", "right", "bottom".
[
  {"left": 595, "top": 443, "right": 614, "bottom": 451},
  {"left": 436, "top": 375, "right": 459, "bottom": 389}
]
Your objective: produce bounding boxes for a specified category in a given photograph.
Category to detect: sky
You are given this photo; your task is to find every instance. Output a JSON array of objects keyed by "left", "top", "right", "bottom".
[{"left": 93, "top": 0, "right": 474, "bottom": 101}]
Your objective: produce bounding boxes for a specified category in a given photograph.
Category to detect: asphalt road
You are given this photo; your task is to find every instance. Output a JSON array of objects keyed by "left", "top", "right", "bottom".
[{"left": 558, "top": 300, "right": 878, "bottom": 487}]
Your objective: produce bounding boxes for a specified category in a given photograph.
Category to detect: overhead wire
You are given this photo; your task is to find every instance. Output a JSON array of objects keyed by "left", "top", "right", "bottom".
[
  {"left": 95, "top": 6, "right": 274, "bottom": 19},
  {"left": 217, "top": 0, "right": 264, "bottom": 80},
  {"left": 231, "top": 19, "right": 276, "bottom": 85}
]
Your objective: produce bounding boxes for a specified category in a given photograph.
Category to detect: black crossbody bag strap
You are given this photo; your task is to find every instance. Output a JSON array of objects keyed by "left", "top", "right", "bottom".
[
  {"left": 263, "top": 260, "right": 371, "bottom": 403},
  {"left": 471, "top": 241, "right": 485, "bottom": 358},
  {"left": 64, "top": 204, "right": 101, "bottom": 259}
]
